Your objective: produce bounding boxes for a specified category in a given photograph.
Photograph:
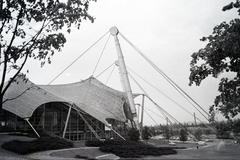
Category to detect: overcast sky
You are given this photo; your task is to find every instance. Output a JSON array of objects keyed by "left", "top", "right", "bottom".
[{"left": 21, "top": 0, "right": 239, "bottom": 126}]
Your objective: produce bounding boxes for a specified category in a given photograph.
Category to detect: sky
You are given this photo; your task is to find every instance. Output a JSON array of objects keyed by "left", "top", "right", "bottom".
[{"left": 14, "top": 0, "right": 239, "bottom": 126}]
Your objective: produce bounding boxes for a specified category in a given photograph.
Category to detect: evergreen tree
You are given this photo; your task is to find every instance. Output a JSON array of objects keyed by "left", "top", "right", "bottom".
[
  {"left": 163, "top": 127, "right": 171, "bottom": 141},
  {"left": 179, "top": 129, "right": 188, "bottom": 143},
  {"left": 142, "top": 126, "right": 151, "bottom": 141}
]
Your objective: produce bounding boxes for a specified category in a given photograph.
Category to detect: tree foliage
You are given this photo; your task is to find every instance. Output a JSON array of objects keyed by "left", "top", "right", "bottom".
[
  {"left": 194, "top": 128, "right": 203, "bottom": 141},
  {"left": 163, "top": 127, "right": 171, "bottom": 140},
  {"left": 215, "top": 119, "right": 240, "bottom": 139},
  {"left": 189, "top": 0, "right": 240, "bottom": 120},
  {"left": 179, "top": 129, "right": 188, "bottom": 143},
  {"left": 142, "top": 126, "right": 151, "bottom": 141},
  {"left": 0, "top": 0, "right": 95, "bottom": 109},
  {"left": 128, "top": 128, "right": 140, "bottom": 142},
  {"left": 216, "top": 121, "right": 231, "bottom": 139}
]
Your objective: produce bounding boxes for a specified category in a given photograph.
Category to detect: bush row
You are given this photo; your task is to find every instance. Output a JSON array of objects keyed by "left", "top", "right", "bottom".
[
  {"left": 85, "top": 140, "right": 177, "bottom": 158},
  {"left": 85, "top": 139, "right": 139, "bottom": 147},
  {"left": 1, "top": 137, "right": 73, "bottom": 155}
]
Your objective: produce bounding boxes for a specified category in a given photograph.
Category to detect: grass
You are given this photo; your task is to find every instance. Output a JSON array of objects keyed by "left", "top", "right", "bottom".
[
  {"left": 85, "top": 139, "right": 177, "bottom": 158},
  {"left": 1, "top": 136, "right": 73, "bottom": 155}
]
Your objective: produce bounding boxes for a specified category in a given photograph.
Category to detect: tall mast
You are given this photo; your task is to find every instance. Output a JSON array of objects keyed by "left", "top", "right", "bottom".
[
  {"left": 140, "top": 94, "right": 145, "bottom": 133},
  {"left": 110, "top": 26, "right": 140, "bottom": 130}
]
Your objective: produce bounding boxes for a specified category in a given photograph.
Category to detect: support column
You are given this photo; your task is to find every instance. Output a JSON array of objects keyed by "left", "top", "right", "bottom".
[
  {"left": 43, "top": 104, "right": 45, "bottom": 129},
  {"left": 110, "top": 26, "right": 140, "bottom": 130},
  {"left": 106, "top": 125, "right": 126, "bottom": 140},
  {"left": 63, "top": 104, "right": 72, "bottom": 138},
  {"left": 74, "top": 105, "right": 101, "bottom": 140},
  {"left": 25, "top": 118, "right": 40, "bottom": 137},
  {"left": 140, "top": 94, "right": 145, "bottom": 134},
  {"left": 194, "top": 112, "right": 197, "bottom": 126},
  {"left": 115, "top": 60, "right": 125, "bottom": 92}
]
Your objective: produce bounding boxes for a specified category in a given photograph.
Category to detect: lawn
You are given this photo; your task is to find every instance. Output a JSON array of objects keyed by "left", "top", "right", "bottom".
[
  {"left": 146, "top": 138, "right": 240, "bottom": 159},
  {"left": 148, "top": 138, "right": 198, "bottom": 149}
]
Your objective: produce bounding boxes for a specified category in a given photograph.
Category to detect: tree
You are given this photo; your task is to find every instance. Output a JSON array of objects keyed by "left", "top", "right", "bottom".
[
  {"left": 163, "top": 127, "right": 171, "bottom": 141},
  {"left": 128, "top": 128, "right": 140, "bottom": 142},
  {"left": 232, "top": 118, "right": 240, "bottom": 134},
  {"left": 142, "top": 126, "right": 151, "bottom": 141},
  {"left": 189, "top": 1, "right": 240, "bottom": 120},
  {"left": 204, "top": 128, "right": 212, "bottom": 136},
  {"left": 194, "top": 128, "right": 203, "bottom": 141},
  {"left": 0, "top": 0, "right": 95, "bottom": 110},
  {"left": 215, "top": 121, "right": 231, "bottom": 139},
  {"left": 215, "top": 119, "right": 240, "bottom": 138},
  {"left": 172, "top": 129, "right": 179, "bottom": 137},
  {"left": 179, "top": 129, "right": 188, "bottom": 143}
]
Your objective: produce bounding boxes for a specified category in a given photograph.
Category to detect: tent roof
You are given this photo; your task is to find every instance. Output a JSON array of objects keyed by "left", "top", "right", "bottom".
[{"left": 3, "top": 76, "right": 136, "bottom": 125}]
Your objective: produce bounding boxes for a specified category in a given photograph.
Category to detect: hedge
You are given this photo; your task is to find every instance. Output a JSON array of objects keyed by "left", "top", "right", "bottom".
[{"left": 1, "top": 137, "right": 73, "bottom": 155}]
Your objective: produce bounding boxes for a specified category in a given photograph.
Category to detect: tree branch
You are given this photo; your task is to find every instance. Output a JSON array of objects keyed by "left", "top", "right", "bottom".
[
  {"left": 1, "top": 4, "right": 54, "bottom": 98},
  {"left": 1, "top": 48, "right": 30, "bottom": 97},
  {"left": 1, "top": 6, "right": 23, "bottom": 93},
  {"left": 1, "top": 16, "right": 50, "bottom": 97},
  {"left": 2, "top": 85, "right": 40, "bottom": 104}
]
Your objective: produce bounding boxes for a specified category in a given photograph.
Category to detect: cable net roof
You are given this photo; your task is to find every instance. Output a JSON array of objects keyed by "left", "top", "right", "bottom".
[{"left": 3, "top": 76, "right": 138, "bottom": 125}]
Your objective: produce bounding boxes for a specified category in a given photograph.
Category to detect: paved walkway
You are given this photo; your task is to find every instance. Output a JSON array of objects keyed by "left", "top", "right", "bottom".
[
  {"left": 27, "top": 150, "right": 78, "bottom": 160},
  {"left": 26, "top": 147, "right": 119, "bottom": 160}
]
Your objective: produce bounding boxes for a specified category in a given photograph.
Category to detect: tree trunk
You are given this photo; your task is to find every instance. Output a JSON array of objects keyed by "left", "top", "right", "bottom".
[{"left": 0, "top": 95, "right": 3, "bottom": 111}]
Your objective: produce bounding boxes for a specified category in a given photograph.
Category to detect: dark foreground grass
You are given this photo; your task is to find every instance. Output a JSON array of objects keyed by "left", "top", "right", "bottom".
[
  {"left": 85, "top": 140, "right": 177, "bottom": 158},
  {"left": 1, "top": 137, "right": 73, "bottom": 155}
]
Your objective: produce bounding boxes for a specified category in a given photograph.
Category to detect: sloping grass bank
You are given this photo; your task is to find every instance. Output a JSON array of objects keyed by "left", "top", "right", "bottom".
[{"left": 85, "top": 140, "right": 177, "bottom": 158}]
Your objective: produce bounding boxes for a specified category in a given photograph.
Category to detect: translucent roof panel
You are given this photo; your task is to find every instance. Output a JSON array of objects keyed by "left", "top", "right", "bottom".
[
  {"left": 3, "top": 76, "right": 135, "bottom": 125},
  {"left": 3, "top": 77, "right": 68, "bottom": 118},
  {"left": 40, "top": 77, "right": 129, "bottom": 124}
]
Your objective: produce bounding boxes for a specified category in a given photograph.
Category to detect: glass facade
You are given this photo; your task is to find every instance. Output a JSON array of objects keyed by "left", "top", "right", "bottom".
[{"left": 0, "top": 102, "right": 129, "bottom": 141}]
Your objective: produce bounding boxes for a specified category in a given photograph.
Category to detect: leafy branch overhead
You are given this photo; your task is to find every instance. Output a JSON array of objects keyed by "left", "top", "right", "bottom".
[
  {"left": 189, "top": 0, "right": 240, "bottom": 120},
  {"left": 0, "top": 0, "right": 96, "bottom": 109},
  {"left": 1, "top": 0, "right": 95, "bottom": 66}
]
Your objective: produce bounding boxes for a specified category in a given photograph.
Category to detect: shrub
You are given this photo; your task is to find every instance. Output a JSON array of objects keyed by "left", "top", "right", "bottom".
[
  {"left": 1, "top": 137, "right": 73, "bottom": 155},
  {"left": 128, "top": 128, "right": 140, "bottom": 141},
  {"left": 86, "top": 139, "right": 177, "bottom": 158},
  {"left": 74, "top": 154, "right": 89, "bottom": 159},
  {"left": 85, "top": 140, "right": 105, "bottom": 147},
  {"left": 142, "top": 126, "right": 152, "bottom": 141}
]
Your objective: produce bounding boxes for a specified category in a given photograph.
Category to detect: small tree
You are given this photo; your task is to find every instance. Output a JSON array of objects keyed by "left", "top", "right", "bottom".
[
  {"left": 194, "top": 128, "right": 203, "bottom": 141},
  {"left": 163, "top": 127, "right": 171, "bottom": 141},
  {"left": 128, "top": 128, "right": 140, "bottom": 142},
  {"left": 216, "top": 121, "right": 231, "bottom": 139},
  {"left": 173, "top": 129, "right": 180, "bottom": 137},
  {"left": 142, "top": 126, "right": 151, "bottom": 142},
  {"left": 179, "top": 129, "right": 188, "bottom": 143},
  {"left": 204, "top": 128, "right": 212, "bottom": 136}
]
